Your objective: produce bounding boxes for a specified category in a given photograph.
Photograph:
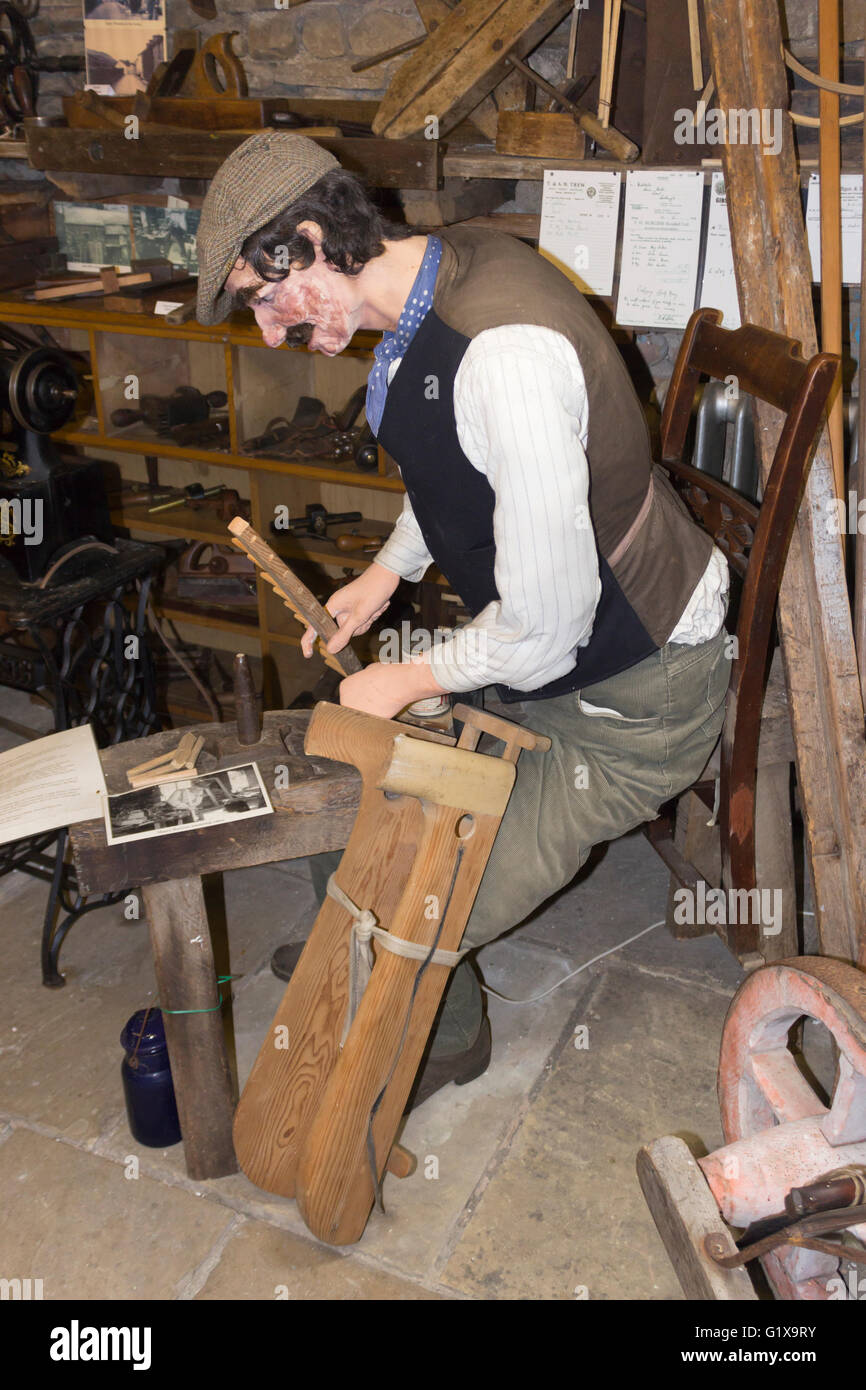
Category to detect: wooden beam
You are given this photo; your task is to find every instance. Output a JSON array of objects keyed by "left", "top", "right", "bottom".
[
  {"left": 818, "top": 0, "right": 846, "bottom": 506},
  {"left": 703, "top": 0, "right": 866, "bottom": 967},
  {"left": 23, "top": 126, "right": 441, "bottom": 190}
]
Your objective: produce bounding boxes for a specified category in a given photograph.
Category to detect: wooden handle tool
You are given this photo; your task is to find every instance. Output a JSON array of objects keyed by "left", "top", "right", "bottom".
[
  {"left": 505, "top": 52, "right": 639, "bottom": 162},
  {"left": 227, "top": 516, "right": 363, "bottom": 679}
]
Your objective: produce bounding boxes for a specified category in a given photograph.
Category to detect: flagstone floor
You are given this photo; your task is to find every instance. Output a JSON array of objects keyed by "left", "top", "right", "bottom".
[{"left": 0, "top": 691, "right": 815, "bottom": 1302}]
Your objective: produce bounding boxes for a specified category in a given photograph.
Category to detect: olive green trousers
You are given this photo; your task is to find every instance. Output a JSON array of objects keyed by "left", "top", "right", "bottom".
[{"left": 308, "top": 628, "right": 730, "bottom": 1056}]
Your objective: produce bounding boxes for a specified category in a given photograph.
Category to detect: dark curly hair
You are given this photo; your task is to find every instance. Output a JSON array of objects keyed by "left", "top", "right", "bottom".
[{"left": 240, "top": 168, "right": 412, "bottom": 283}]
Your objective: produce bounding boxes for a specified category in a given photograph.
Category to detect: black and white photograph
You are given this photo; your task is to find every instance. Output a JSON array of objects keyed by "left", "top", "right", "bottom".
[
  {"left": 84, "top": 20, "right": 165, "bottom": 94},
  {"left": 104, "top": 763, "right": 272, "bottom": 844},
  {"left": 53, "top": 200, "right": 132, "bottom": 271},
  {"left": 84, "top": 0, "right": 163, "bottom": 20},
  {"left": 131, "top": 205, "right": 201, "bottom": 274}
]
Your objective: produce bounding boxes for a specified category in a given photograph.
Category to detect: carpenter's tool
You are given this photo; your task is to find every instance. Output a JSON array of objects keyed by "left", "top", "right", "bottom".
[
  {"left": 148, "top": 32, "right": 248, "bottom": 101},
  {"left": 149, "top": 483, "right": 225, "bottom": 514},
  {"left": 504, "top": 51, "right": 639, "bottom": 161},
  {"left": 271, "top": 503, "right": 363, "bottom": 540},
  {"left": 234, "top": 700, "right": 551, "bottom": 1244},
  {"left": 227, "top": 516, "right": 363, "bottom": 679},
  {"left": 335, "top": 533, "right": 384, "bottom": 554},
  {"left": 112, "top": 387, "right": 228, "bottom": 437},
  {"left": 126, "top": 731, "right": 203, "bottom": 788},
  {"left": 233, "top": 652, "right": 261, "bottom": 745},
  {"left": 639, "top": 958, "right": 866, "bottom": 1300}
]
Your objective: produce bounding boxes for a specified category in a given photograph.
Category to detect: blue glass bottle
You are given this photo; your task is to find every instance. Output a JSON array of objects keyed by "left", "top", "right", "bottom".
[{"left": 120, "top": 1008, "right": 182, "bottom": 1147}]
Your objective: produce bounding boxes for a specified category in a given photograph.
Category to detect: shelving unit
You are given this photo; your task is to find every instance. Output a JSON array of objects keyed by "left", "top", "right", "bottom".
[{"left": 0, "top": 289, "right": 410, "bottom": 711}]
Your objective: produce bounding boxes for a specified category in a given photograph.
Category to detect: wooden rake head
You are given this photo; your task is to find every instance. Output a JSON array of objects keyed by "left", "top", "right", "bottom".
[{"left": 227, "top": 516, "right": 362, "bottom": 680}]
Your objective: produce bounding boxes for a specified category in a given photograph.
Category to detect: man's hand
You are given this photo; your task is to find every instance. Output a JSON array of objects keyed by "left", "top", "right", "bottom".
[
  {"left": 300, "top": 562, "right": 400, "bottom": 659},
  {"left": 338, "top": 656, "right": 448, "bottom": 719}
]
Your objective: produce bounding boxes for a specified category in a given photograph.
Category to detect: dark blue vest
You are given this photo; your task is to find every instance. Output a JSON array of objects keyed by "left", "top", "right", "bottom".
[{"left": 376, "top": 309, "right": 658, "bottom": 702}]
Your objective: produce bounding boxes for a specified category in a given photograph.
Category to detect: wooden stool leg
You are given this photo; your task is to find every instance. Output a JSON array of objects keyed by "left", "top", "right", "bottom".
[
  {"left": 754, "top": 761, "right": 798, "bottom": 962},
  {"left": 664, "top": 790, "right": 720, "bottom": 940},
  {"left": 141, "top": 877, "right": 238, "bottom": 1180}
]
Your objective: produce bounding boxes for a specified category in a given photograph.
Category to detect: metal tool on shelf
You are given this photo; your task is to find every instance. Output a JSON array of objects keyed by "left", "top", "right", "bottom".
[
  {"left": 270, "top": 502, "right": 363, "bottom": 540},
  {"left": 111, "top": 386, "right": 228, "bottom": 437}
]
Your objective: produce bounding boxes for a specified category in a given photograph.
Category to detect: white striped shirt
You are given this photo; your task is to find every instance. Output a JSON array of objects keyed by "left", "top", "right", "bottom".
[{"left": 375, "top": 325, "right": 729, "bottom": 693}]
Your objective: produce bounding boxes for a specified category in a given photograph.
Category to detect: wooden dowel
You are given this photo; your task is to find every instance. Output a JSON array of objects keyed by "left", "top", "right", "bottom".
[
  {"left": 598, "top": 0, "right": 612, "bottom": 124},
  {"left": 687, "top": 0, "right": 703, "bottom": 91},
  {"left": 819, "top": 0, "right": 846, "bottom": 513}
]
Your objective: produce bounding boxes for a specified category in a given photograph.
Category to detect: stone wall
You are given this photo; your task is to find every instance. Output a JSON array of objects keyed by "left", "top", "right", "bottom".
[{"left": 29, "top": 0, "right": 575, "bottom": 118}]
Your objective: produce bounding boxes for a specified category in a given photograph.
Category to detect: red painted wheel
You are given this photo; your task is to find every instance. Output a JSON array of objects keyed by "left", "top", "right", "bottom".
[{"left": 716, "top": 957, "right": 866, "bottom": 1298}]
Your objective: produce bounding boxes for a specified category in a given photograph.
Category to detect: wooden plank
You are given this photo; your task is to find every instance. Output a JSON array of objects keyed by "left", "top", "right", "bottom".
[
  {"left": 23, "top": 127, "right": 440, "bottom": 190},
  {"left": 637, "top": 1136, "right": 758, "bottom": 1300},
  {"left": 373, "top": 0, "right": 573, "bottom": 139},
  {"left": 496, "top": 111, "right": 587, "bottom": 158},
  {"left": 400, "top": 177, "right": 515, "bottom": 226},
  {"left": 703, "top": 0, "right": 866, "bottom": 968},
  {"left": 140, "top": 875, "right": 238, "bottom": 1180},
  {"left": 642, "top": 0, "right": 707, "bottom": 165}
]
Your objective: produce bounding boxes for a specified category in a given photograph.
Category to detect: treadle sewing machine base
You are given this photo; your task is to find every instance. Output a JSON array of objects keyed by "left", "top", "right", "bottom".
[{"left": 0, "top": 538, "right": 163, "bottom": 985}]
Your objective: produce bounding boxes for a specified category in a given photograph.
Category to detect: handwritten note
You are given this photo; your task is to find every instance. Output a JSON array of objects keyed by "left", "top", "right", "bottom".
[
  {"left": 699, "top": 172, "right": 741, "bottom": 329},
  {"left": 805, "top": 173, "right": 863, "bottom": 285},
  {"left": 539, "top": 170, "right": 621, "bottom": 296},
  {"left": 616, "top": 171, "right": 704, "bottom": 329}
]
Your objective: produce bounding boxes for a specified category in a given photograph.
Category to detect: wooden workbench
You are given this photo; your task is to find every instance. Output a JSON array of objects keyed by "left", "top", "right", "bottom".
[{"left": 69, "top": 709, "right": 360, "bottom": 1180}]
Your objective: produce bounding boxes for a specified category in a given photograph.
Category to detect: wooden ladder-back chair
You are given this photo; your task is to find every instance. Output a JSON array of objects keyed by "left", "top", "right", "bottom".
[{"left": 643, "top": 307, "right": 839, "bottom": 963}]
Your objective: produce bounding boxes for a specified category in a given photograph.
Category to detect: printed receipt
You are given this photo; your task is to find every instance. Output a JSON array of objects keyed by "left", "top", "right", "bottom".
[
  {"left": 805, "top": 173, "right": 863, "bottom": 285},
  {"left": 0, "top": 725, "right": 106, "bottom": 847},
  {"left": 616, "top": 170, "right": 704, "bottom": 330},
  {"left": 539, "top": 170, "right": 621, "bottom": 296}
]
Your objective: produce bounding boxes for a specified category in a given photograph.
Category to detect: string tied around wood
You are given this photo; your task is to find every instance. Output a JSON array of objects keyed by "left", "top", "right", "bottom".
[{"left": 326, "top": 874, "right": 468, "bottom": 1047}]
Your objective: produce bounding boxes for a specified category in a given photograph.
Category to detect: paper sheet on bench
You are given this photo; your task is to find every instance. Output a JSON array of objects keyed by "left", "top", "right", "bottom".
[{"left": 0, "top": 725, "right": 105, "bottom": 846}]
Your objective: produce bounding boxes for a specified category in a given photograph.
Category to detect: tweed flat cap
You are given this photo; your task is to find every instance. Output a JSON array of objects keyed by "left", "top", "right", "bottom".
[{"left": 196, "top": 132, "right": 340, "bottom": 326}]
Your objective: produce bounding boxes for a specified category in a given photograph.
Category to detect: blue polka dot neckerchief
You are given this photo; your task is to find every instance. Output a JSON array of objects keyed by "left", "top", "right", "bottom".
[{"left": 365, "top": 234, "right": 443, "bottom": 438}]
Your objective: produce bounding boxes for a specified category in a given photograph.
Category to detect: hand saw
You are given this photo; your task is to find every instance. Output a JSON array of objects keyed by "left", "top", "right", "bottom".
[{"left": 227, "top": 516, "right": 363, "bottom": 679}]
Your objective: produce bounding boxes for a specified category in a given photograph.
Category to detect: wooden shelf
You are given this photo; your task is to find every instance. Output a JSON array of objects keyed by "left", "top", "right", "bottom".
[
  {"left": 154, "top": 600, "right": 260, "bottom": 636},
  {"left": 84, "top": 430, "right": 402, "bottom": 489}
]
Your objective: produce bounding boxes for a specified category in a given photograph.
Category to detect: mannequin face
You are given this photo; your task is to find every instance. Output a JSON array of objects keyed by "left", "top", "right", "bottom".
[{"left": 226, "top": 223, "right": 362, "bottom": 354}]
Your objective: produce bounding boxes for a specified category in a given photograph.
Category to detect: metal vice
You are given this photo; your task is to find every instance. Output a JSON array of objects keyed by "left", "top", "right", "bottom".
[{"left": 233, "top": 699, "right": 550, "bottom": 1245}]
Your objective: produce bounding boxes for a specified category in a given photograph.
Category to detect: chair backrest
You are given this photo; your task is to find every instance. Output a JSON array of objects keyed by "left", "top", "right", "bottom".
[{"left": 658, "top": 308, "right": 839, "bottom": 902}]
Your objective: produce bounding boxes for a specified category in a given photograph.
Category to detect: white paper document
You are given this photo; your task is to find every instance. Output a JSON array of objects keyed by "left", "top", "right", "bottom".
[
  {"left": 0, "top": 725, "right": 106, "bottom": 847},
  {"left": 539, "top": 170, "right": 621, "bottom": 296},
  {"left": 699, "top": 172, "right": 741, "bottom": 329},
  {"left": 805, "top": 173, "right": 863, "bottom": 285},
  {"left": 616, "top": 170, "right": 704, "bottom": 329}
]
